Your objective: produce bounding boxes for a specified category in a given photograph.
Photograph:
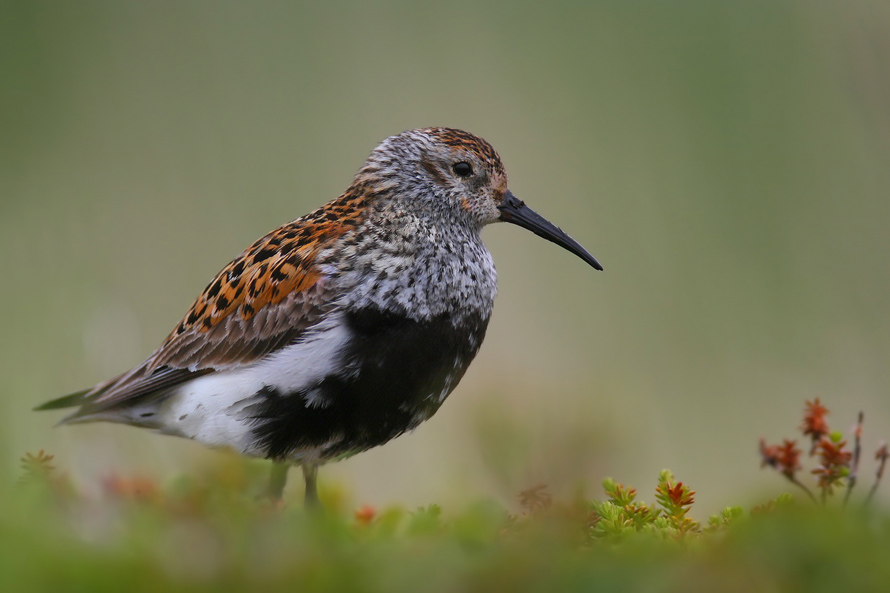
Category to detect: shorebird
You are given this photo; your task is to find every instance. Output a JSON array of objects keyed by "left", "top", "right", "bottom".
[{"left": 37, "top": 128, "right": 602, "bottom": 505}]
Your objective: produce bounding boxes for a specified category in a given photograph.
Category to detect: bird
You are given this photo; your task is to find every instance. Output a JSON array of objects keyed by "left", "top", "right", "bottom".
[{"left": 36, "top": 127, "right": 602, "bottom": 506}]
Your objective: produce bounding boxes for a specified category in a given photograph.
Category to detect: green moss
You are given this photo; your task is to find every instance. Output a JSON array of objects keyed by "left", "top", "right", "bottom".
[{"left": 3, "top": 454, "right": 889, "bottom": 593}]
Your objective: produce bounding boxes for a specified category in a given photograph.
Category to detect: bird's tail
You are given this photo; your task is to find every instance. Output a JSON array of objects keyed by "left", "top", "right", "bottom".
[
  {"left": 33, "top": 374, "right": 122, "bottom": 424},
  {"left": 33, "top": 388, "right": 93, "bottom": 411}
]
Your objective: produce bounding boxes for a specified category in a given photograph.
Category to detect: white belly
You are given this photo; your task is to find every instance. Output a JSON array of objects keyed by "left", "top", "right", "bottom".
[{"left": 156, "top": 316, "right": 352, "bottom": 457}]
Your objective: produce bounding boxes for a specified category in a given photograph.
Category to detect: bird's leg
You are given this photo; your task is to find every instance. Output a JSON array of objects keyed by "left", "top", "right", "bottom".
[
  {"left": 302, "top": 463, "right": 319, "bottom": 508},
  {"left": 267, "top": 461, "right": 290, "bottom": 501}
]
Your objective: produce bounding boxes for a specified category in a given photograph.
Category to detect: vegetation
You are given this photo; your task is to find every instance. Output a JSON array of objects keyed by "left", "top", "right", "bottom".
[{"left": 3, "top": 400, "right": 888, "bottom": 592}]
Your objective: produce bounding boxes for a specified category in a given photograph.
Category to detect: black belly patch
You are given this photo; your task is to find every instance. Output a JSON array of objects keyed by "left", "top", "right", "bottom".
[{"left": 244, "top": 308, "right": 489, "bottom": 460}]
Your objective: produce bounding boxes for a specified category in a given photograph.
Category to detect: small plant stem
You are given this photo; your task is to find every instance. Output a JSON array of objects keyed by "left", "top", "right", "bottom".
[
  {"left": 786, "top": 475, "right": 818, "bottom": 504},
  {"left": 843, "top": 411, "right": 864, "bottom": 507},
  {"left": 865, "top": 442, "right": 889, "bottom": 506}
]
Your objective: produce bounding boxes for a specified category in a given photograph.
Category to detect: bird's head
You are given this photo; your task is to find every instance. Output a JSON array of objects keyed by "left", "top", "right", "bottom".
[{"left": 358, "top": 127, "right": 603, "bottom": 271}]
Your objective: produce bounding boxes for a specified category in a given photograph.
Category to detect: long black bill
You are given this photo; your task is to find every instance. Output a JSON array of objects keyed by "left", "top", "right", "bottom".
[{"left": 498, "top": 191, "right": 603, "bottom": 271}]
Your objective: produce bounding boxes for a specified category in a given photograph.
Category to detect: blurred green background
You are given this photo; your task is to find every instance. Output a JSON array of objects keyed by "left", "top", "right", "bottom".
[{"left": 2, "top": 0, "right": 889, "bottom": 513}]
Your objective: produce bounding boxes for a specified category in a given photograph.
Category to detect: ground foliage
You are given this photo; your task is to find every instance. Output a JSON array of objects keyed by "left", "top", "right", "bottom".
[{"left": 3, "top": 400, "right": 889, "bottom": 592}]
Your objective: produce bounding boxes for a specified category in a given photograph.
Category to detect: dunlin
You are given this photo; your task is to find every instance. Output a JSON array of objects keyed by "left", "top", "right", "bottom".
[{"left": 37, "top": 128, "right": 602, "bottom": 505}]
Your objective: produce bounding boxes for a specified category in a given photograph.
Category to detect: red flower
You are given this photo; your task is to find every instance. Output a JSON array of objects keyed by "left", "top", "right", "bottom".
[
  {"left": 103, "top": 474, "right": 158, "bottom": 501},
  {"left": 811, "top": 437, "right": 852, "bottom": 490},
  {"left": 802, "top": 399, "right": 830, "bottom": 451},
  {"left": 760, "top": 438, "right": 802, "bottom": 479},
  {"left": 664, "top": 482, "right": 695, "bottom": 508},
  {"left": 354, "top": 504, "right": 376, "bottom": 525}
]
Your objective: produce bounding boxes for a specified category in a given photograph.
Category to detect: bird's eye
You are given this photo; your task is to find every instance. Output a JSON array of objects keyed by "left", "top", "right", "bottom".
[{"left": 452, "top": 162, "right": 473, "bottom": 178}]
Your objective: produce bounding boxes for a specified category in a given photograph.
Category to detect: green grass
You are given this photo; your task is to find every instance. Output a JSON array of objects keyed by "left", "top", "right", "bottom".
[{"left": 3, "top": 451, "right": 888, "bottom": 593}]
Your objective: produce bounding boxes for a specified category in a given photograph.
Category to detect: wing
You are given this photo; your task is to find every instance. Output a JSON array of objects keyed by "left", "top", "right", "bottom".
[
  {"left": 42, "top": 187, "right": 371, "bottom": 418},
  {"left": 146, "top": 230, "right": 337, "bottom": 373}
]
